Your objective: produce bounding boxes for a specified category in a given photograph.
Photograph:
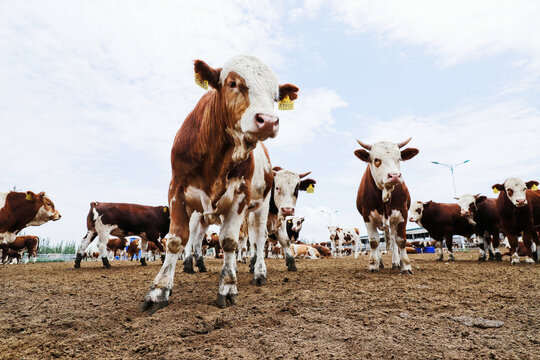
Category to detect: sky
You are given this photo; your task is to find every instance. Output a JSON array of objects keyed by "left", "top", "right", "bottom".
[{"left": 1, "top": 0, "right": 540, "bottom": 245}]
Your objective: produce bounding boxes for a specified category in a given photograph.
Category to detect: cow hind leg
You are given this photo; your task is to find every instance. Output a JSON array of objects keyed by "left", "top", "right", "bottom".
[
  {"left": 96, "top": 232, "right": 111, "bottom": 268},
  {"left": 75, "top": 230, "right": 97, "bottom": 268},
  {"left": 192, "top": 214, "right": 209, "bottom": 273},
  {"left": 435, "top": 240, "right": 444, "bottom": 261},
  {"left": 477, "top": 235, "right": 487, "bottom": 261}
]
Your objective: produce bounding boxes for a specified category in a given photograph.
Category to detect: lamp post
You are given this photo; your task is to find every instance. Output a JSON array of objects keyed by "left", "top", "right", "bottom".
[
  {"left": 320, "top": 209, "right": 338, "bottom": 226},
  {"left": 431, "top": 160, "right": 470, "bottom": 198}
]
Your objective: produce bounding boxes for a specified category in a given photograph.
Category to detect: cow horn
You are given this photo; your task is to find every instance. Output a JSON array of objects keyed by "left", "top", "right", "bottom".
[
  {"left": 298, "top": 171, "right": 312, "bottom": 178},
  {"left": 356, "top": 139, "right": 371, "bottom": 150},
  {"left": 397, "top": 137, "right": 412, "bottom": 148}
]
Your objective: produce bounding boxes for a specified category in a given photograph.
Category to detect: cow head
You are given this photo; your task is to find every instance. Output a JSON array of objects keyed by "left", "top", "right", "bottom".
[
  {"left": 408, "top": 201, "right": 426, "bottom": 226},
  {"left": 194, "top": 55, "right": 299, "bottom": 148},
  {"left": 354, "top": 138, "right": 419, "bottom": 202},
  {"left": 287, "top": 216, "right": 305, "bottom": 233},
  {"left": 25, "top": 191, "right": 61, "bottom": 226},
  {"left": 492, "top": 178, "right": 538, "bottom": 207},
  {"left": 455, "top": 193, "right": 487, "bottom": 225},
  {"left": 272, "top": 167, "right": 315, "bottom": 219},
  {"left": 327, "top": 226, "right": 341, "bottom": 242}
]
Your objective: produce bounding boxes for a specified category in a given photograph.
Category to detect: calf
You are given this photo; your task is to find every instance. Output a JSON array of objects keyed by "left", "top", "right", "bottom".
[
  {"left": 0, "top": 191, "right": 61, "bottom": 245},
  {"left": 107, "top": 237, "right": 128, "bottom": 259},
  {"left": 290, "top": 244, "right": 320, "bottom": 259},
  {"left": 3, "top": 249, "right": 22, "bottom": 264},
  {"left": 126, "top": 239, "right": 140, "bottom": 261},
  {"left": 409, "top": 201, "right": 474, "bottom": 261},
  {"left": 492, "top": 178, "right": 540, "bottom": 264},
  {"left": 0, "top": 235, "right": 39, "bottom": 264},
  {"left": 456, "top": 194, "right": 502, "bottom": 261},
  {"left": 355, "top": 138, "right": 419, "bottom": 273},
  {"left": 75, "top": 202, "right": 169, "bottom": 268},
  {"left": 286, "top": 216, "right": 305, "bottom": 243},
  {"left": 142, "top": 55, "right": 299, "bottom": 313},
  {"left": 327, "top": 226, "right": 361, "bottom": 259}
]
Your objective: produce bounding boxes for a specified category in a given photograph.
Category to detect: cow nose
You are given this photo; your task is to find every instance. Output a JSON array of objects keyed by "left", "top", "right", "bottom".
[
  {"left": 516, "top": 199, "right": 527, "bottom": 206},
  {"left": 281, "top": 207, "right": 294, "bottom": 216},
  {"left": 409, "top": 217, "right": 415, "bottom": 222},
  {"left": 255, "top": 114, "right": 279, "bottom": 134},
  {"left": 387, "top": 173, "right": 402, "bottom": 183},
  {"left": 461, "top": 211, "right": 469, "bottom": 216}
]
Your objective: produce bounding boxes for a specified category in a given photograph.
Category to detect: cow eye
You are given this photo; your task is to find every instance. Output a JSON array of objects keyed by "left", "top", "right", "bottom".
[
  {"left": 374, "top": 159, "right": 382, "bottom": 167},
  {"left": 275, "top": 187, "right": 279, "bottom": 192},
  {"left": 508, "top": 189, "right": 514, "bottom": 196},
  {"left": 230, "top": 81, "right": 237, "bottom": 88}
]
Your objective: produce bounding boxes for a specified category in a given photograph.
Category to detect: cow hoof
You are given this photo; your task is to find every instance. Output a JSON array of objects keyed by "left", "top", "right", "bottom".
[
  {"left": 392, "top": 263, "right": 400, "bottom": 269},
  {"left": 183, "top": 256, "right": 195, "bottom": 274},
  {"left": 249, "top": 255, "right": 257, "bottom": 274},
  {"left": 285, "top": 255, "right": 297, "bottom": 271},
  {"left": 141, "top": 286, "right": 171, "bottom": 316},
  {"left": 161, "top": 254, "right": 165, "bottom": 263},
  {"left": 495, "top": 253, "right": 502, "bottom": 261},
  {"left": 140, "top": 258, "right": 147, "bottom": 266},
  {"left": 400, "top": 269, "right": 413, "bottom": 275},
  {"left": 436, "top": 257, "right": 443, "bottom": 262},
  {"left": 195, "top": 256, "right": 207, "bottom": 273},
  {"left": 101, "top": 257, "right": 111, "bottom": 268},
  {"left": 448, "top": 258, "right": 455, "bottom": 262},
  {"left": 250, "top": 277, "right": 267, "bottom": 286},
  {"left": 216, "top": 293, "right": 237, "bottom": 308},
  {"left": 74, "top": 253, "right": 83, "bottom": 268}
]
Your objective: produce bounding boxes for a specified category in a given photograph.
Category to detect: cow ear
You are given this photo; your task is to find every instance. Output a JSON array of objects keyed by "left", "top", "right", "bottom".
[
  {"left": 476, "top": 196, "right": 487, "bottom": 204},
  {"left": 526, "top": 180, "right": 539, "bottom": 189},
  {"left": 194, "top": 60, "right": 222, "bottom": 89},
  {"left": 38, "top": 192, "right": 46, "bottom": 197},
  {"left": 401, "top": 148, "right": 419, "bottom": 161},
  {"left": 299, "top": 179, "right": 316, "bottom": 191},
  {"left": 492, "top": 184, "right": 505, "bottom": 193},
  {"left": 25, "top": 191, "right": 35, "bottom": 201},
  {"left": 278, "top": 84, "right": 299, "bottom": 101},
  {"left": 354, "top": 149, "right": 370, "bottom": 162},
  {"left": 272, "top": 166, "right": 283, "bottom": 172}
]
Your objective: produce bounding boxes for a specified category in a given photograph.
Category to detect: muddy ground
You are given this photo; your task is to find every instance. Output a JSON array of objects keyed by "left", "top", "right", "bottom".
[{"left": 1, "top": 252, "right": 539, "bottom": 360}]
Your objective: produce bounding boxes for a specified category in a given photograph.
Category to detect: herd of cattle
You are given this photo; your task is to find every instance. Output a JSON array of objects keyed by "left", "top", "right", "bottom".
[{"left": 1, "top": 55, "right": 539, "bottom": 313}]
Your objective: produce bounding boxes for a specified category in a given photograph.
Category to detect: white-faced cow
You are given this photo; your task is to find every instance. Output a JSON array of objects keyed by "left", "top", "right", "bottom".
[
  {"left": 408, "top": 201, "right": 474, "bottom": 261},
  {"left": 327, "top": 226, "right": 361, "bottom": 258},
  {"left": 456, "top": 194, "right": 502, "bottom": 261},
  {"left": 355, "top": 138, "right": 419, "bottom": 274},
  {"left": 0, "top": 191, "right": 61, "bottom": 245},
  {"left": 286, "top": 216, "right": 305, "bottom": 243},
  {"left": 141, "top": 55, "right": 299, "bottom": 313},
  {"left": 492, "top": 178, "right": 540, "bottom": 264},
  {"left": 75, "top": 202, "right": 169, "bottom": 268}
]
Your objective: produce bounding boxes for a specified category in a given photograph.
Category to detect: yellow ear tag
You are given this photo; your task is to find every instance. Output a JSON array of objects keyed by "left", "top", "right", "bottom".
[
  {"left": 278, "top": 95, "right": 294, "bottom": 111},
  {"left": 26, "top": 193, "right": 33, "bottom": 200},
  {"left": 532, "top": 184, "right": 539, "bottom": 191},
  {"left": 493, "top": 187, "right": 499, "bottom": 194},
  {"left": 194, "top": 73, "right": 208, "bottom": 90},
  {"left": 306, "top": 184, "right": 314, "bottom": 193},
  {"left": 163, "top": 206, "right": 168, "bottom": 213}
]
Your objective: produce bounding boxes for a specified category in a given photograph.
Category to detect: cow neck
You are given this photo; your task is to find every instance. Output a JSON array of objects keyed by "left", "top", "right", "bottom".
[
  {"left": 1, "top": 192, "right": 40, "bottom": 233},
  {"left": 364, "top": 166, "right": 393, "bottom": 218}
]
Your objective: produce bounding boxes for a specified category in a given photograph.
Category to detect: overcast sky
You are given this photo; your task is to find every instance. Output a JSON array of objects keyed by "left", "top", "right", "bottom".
[{"left": 2, "top": 0, "right": 540, "bottom": 245}]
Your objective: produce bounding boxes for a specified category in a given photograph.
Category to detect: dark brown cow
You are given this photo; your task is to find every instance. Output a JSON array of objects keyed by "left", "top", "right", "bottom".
[
  {"left": 106, "top": 237, "right": 128, "bottom": 258},
  {"left": 1, "top": 235, "right": 39, "bottom": 264},
  {"left": 355, "top": 138, "right": 419, "bottom": 273},
  {"left": 3, "top": 249, "right": 22, "bottom": 264},
  {"left": 311, "top": 244, "right": 332, "bottom": 257},
  {"left": 492, "top": 178, "right": 540, "bottom": 264},
  {"left": 142, "top": 55, "right": 298, "bottom": 313},
  {"left": 75, "top": 202, "right": 169, "bottom": 268},
  {"left": 126, "top": 239, "right": 140, "bottom": 261},
  {"left": 0, "top": 191, "right": 61, "bottom": 245},
  {"left": 456, "top": 194, "right": 502, "bottom": 261},
  {"left": 409, "top": 201, "right": 474, "bottom": 261}
]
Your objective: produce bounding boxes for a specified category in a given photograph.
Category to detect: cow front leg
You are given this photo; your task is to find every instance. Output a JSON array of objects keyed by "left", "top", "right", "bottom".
[
  {"left": 477, "top": 235, "right": 487, "bottom": 261},
  {"left": 506, "top": 235, "right": 520, "bottom": 264},
  {"left": 96, "top": 231, "right": 111, "bottom": 268},
  {"left": 522, "top": 232, "right": 535, "bottom": 264},
  {"left": 75, "top": 230, "right": 97, "bottom": 268},
  {"left": 277, "top": 224, "right": 296, "bottom": 271},
  {"left": 139, "top": 238, "right": 149, "bottom": 266},
  {"left": 389, "top": 233, "right": 400, "bottom": 269},
  {"left": 445, "top": 235, "right": 455, "bottom": 261},
  {"left": 492, "top": 234, "right": 502, "bottom": 261},
  {"left": 435, "top": 240, "right": 444, "bottom": 261},
  {"left": 366, "top": 222, "right": 381, "bottom": 272},
  {"left": 396, "top": 223, "right": 412, "bottom": 274},
  {"left": 249, "top": 197, "right": 270, "bottom": 285},
  {"left": 192, "top": 213, "right": 209, "bottom": 273},
  {"left": 216, "top": 205, "right": 245, "bottom": 307}
]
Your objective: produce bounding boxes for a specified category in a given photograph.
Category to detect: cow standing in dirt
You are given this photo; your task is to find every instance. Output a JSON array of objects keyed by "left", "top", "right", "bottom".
[
  {"left": 141, "top": 55, "right": 299, "bottom": 313},
  {"left": 456, "top": 194, "right": 502, "bottom": 261},
  {"left": 492, "top": 178, "right": 540, "bottom": 264},
  {"left": 1, "top": 235, "right": 40, "bottom": 264},
  {"left": 355, "top": 138, "right": 419, "bottom": 273},
  {"left": 75, "top": 202, "right": 169, "bottom": 268},
  {"left": 0, "top": 191, "right": 61, "bottom": 245},
  {"left": 409, "top": 201, "right": 475, "bottom": 261}
]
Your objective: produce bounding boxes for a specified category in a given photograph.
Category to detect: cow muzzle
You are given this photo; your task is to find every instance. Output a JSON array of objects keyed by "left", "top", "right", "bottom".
[
  {"left": 254, "top": 113, "right": 279, "bottom": 138},
  {"left": 515, "top": 198, "right": 527, "bottom": 207},
  {"left": 460, "top": 210, "right": 470, "bottom": 216},
  {"left": 387, "top": 173, "right": 402, "bottom": 184},
  {"left": 51, "top": 212, "right": 61, "bottom": 221},
  {"left": 281, "top": 207, "right": 295, "bottom": 216}
]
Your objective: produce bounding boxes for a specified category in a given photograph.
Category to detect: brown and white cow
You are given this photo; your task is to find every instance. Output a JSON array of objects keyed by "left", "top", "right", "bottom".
[
  {"left": 1, "top": 235, "right": 39, "bottom": 264},
  {"left": 0, "top": 191, "right": 61, "bottom": 245},
  {"left": 456, "top": 194, "right": 502, "bottom": 261},
  {"left": 311, "top": 244, "right": 332, "bottom": 257},
  {"left": 126, "top": 239, "right": 140, "bottom": 261},
  {"left": 75, "top": 202, "right": 169, "bottom": 268},
  {"left": 327, "top": 226, "right": 361, "bottom": 258},
  {"left": 409, "top": 201, "right": 474, "bottom": 261},
  {"left": 290, "top": 244, "right": 320, "bottom": 259},
  {"left": 286, "top": 216, "right": 305, "bottom": 243},
  {"left": 142, "top": 55, "right": 299, "bottom": 313},
  {"left": 492, "top": 178, "right": 540, "bottom": 264},
  {"left": 106, "top": 237, "right": 128, "bottom": 259},
  {"left": 355, "top": 138, "right": 419, "bottom": 273}
]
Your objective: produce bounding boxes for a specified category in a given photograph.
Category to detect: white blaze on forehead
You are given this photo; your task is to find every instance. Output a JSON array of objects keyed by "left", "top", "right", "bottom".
[
  {"left": 274, "top": 170, "right": 301, "bottom": 210},
  {"left": 504, "top": 177, "right": 528, "bottom": 205},
  {"left": 408, "top": 201, "right": 424, "bottom": 224},
  {"left": 457, "top": 194, "right": 476, "bottom": 212}
]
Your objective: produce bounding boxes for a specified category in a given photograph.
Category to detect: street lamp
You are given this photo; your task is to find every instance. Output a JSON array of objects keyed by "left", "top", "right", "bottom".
[
  {"left": 320, "top": 209, "right": 338, "bottom": 226},
  {"left": 431, "top": 160, "right": 470, "bottom": 197}
]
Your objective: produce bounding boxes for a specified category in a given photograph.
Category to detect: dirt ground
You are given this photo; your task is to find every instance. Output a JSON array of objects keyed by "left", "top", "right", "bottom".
[{"left": 1, "top": 252, "right": 539, "bottom": 360}]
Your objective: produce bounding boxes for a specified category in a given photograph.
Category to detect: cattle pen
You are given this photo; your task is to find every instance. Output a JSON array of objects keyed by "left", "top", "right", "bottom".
[{"left": 1, "top": 253, "right": 538, "bottom": 360}]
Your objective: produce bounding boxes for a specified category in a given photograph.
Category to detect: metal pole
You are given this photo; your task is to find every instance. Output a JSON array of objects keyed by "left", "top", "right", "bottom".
[{"left": 451, "top": 166, "right": 457, "bottom": 197}]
